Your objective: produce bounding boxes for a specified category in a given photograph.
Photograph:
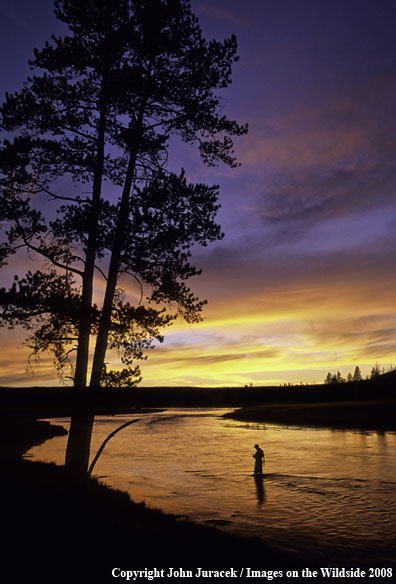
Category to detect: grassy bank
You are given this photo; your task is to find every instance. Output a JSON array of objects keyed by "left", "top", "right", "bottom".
[
  {"left": 2, "top": 412, "right": 303, "bottom": 583},
  {"left": 223, "top": 399, "right": 396, "bottom": 431}
]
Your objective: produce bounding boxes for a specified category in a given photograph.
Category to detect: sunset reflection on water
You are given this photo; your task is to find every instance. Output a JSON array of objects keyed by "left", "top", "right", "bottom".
[{"left": 28, "top": 408, "right": 396, "bottom": 566}]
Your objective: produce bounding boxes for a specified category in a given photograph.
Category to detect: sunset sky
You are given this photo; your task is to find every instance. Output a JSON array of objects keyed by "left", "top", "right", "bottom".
[{"left": 1, "top": 0, "right": 396, "bottom": 387}]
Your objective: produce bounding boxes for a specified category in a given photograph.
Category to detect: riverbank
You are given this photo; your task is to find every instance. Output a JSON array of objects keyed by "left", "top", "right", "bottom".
[
  {"left": 223, "top": 399, "right": 396, "bottom": 431},
  {"left": 2, "top": 371, "right": 396, "bottom": 411},
  {"left": 2, "top": 412, "right": 303, "bottom": 583}
]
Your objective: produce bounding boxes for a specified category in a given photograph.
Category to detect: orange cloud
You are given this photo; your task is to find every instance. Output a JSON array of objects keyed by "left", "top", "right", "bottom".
[{"left": 133, "top": 275, "right": 396, "bottom": 387}]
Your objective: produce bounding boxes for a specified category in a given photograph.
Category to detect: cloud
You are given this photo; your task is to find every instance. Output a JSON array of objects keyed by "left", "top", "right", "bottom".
[
  {"left": 195, "top": 1, "right": 252, "bottom": 27},
  {"left": 2, "top": 0, "right": 396, "bottom": 388},
  {"left": 230, "top": 50, "right": 396, "bottom": 244},
  {"left": 135, "top": 271, "right": 396, "bottom": 386},
  {"left": 0, "top": 340, "right": 59, "bottom": 387}
]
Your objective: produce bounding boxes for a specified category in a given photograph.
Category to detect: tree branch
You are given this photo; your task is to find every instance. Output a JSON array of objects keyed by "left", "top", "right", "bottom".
[
  {"left": 18, "top": 229, "right": 84, "bottom": 277},
  {"left": 88, "top": 418, "right": 141, "bottom": 476},
  {"left": 32, "top": 181, "right": 83, "bottom": 203},
  {"left": 63, "top": 125, "right": 96, "bottom": 141},
  {"left": 120, "top": 268, "right": 144, "bottom": 304},
  {"left": 94, "top": 264, "right": 108, "bottom": 281}
]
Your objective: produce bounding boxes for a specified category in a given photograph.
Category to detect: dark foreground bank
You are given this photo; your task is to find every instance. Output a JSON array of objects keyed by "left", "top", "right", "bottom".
[
  {"left": 223, "top": 399, "right": 396, "bottom": 431},
  {"left": 2, "top": 413, "right": 305, "bottom": 584}
]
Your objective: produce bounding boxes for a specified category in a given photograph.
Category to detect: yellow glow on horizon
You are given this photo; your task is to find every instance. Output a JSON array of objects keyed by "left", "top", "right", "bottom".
[
  {"left": 1, "top": 278, "right": 395, "bottom": 388},
  {"left": 135, "top": 279, "right": 396, "bottom": 387}
]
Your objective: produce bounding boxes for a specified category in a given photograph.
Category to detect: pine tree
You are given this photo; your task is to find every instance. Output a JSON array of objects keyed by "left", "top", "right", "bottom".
[
  {"left": 0, "top": 0, "right": 247, "bottom": 472},
  {"left": 352, "top": 366, "right": 362, "bottom": 382}
]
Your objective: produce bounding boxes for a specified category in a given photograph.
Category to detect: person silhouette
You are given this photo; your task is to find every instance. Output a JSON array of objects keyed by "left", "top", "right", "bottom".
[{"left": 253, "top": 444, "right": 265, "bottom": 476}]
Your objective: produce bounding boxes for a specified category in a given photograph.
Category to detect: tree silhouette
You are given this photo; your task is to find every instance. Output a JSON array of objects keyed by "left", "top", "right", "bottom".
[
  {"left": 370, "top": 363, "right": 380, "bottom": 379},
  {"left": 324, "top": 370, "right": 345, "bottom": 384},
  {"left": 0, "top": 0, "right": 246, "bottom": 472},
  {"left": 353, "top": 366, "right": 362, "bottom": 382}
]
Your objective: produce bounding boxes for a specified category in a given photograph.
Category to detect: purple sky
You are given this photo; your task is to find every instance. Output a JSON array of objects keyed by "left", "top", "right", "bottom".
[{"left": 1, "top": 0, "right": 396, "bottom": 386}]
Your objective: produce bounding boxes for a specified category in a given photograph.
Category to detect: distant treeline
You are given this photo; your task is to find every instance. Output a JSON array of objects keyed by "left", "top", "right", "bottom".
[
  {"left": 324, "top": 364, "right": 395, "bottom": 385},
  {"left": 1, "top": 370, "right": 396, "bottom": 412}
]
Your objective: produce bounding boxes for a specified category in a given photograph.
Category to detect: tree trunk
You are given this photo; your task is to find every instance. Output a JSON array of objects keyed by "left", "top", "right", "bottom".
[
  {"left": 89, "top": 144, "right": 139, "bottom": 387},
  {"left": 73, "top": 88, "right": 107, "bottom": 389},
  {"left": 64, "top": 390, "right": 96, "bottom": 473},
  {"left": 66, "top": 86, "right": 107, "bottom": 473},
  {"left": 89, "top": 105, "right": 146, "bottom": 388}
]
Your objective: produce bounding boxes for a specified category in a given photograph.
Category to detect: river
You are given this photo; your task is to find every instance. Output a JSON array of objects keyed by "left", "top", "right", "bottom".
[{"left": 26, "top": 408, "right": 396, "bottom": 567}]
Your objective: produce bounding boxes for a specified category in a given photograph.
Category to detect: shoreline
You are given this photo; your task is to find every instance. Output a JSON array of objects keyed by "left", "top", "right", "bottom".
[
  {"left": 2, "top": 411, "right": 303, "bottom": 582},
  {"left": 222, "top": 399, "right": 396, "bottom": 431},
  {"left": 3, "top": 395, "right": 396, "bottom": 580}
]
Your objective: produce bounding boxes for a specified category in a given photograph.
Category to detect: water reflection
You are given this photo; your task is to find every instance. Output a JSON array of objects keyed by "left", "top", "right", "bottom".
[
  {"left": 27, "top": 408, "right": 396, "bottom": 566},
  {"left": 254, "top": 476, "right": 266, "bottom": 506}
]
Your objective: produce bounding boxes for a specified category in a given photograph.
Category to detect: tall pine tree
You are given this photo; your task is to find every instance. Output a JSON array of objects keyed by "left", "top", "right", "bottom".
[{"left": 0, "top": 0, "right": 247, "bottom": 471}]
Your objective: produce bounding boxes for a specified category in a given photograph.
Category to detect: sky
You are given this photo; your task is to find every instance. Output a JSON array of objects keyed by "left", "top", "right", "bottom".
[{"left": 1, "top": 0, "right": 396, "bottom": 387}]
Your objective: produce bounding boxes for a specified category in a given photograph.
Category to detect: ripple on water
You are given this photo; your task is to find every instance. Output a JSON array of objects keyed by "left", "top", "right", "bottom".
[{"left": 26, "top": 408, "right": 396, "bottom": 566}]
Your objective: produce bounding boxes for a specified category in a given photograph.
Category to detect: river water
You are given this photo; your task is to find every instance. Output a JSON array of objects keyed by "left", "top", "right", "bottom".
[{"left": 26, "top": 408, "right": 396, "bottom": 567}]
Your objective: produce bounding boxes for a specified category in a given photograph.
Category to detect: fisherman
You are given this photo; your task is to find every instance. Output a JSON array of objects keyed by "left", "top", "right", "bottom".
[{"left": 253, "top": 444, "right": 265, "bottom": 476}]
